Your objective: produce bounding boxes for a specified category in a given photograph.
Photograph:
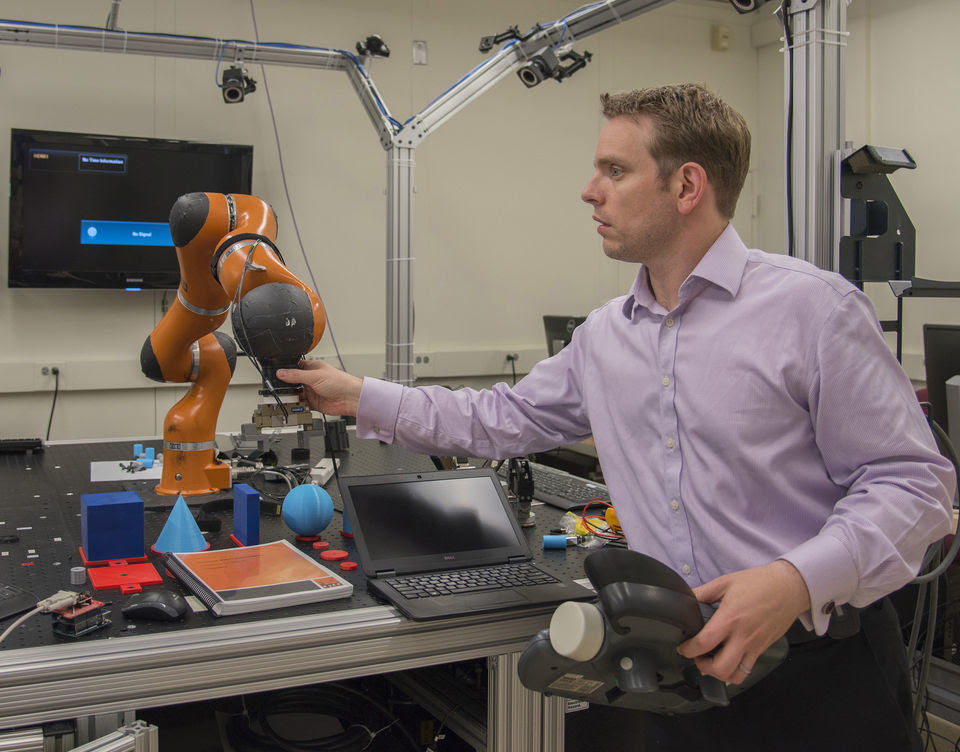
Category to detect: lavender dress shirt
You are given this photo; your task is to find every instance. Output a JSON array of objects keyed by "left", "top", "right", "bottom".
[{"left": 356, "top": 224, "right": 955, "bottom": 634}]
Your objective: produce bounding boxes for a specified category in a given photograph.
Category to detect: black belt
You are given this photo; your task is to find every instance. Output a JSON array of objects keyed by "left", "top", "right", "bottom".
[{"left": 786, "top": 603, "right": 865, "bottom": 645}]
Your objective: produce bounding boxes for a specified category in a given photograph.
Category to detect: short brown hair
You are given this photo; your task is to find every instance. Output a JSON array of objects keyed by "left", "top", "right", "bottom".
[{"left": 601, "top": 84, "right": 751, "bottom": 218}]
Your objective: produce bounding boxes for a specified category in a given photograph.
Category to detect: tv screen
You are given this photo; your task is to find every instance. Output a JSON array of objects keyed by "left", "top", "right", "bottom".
[{"left": 8, "top": 128, "right": 253, "bottom": 289}]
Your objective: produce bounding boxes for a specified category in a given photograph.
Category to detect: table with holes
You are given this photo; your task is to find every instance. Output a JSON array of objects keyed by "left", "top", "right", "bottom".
[{"left": 0, "top": 431, "right": 590, "bottom": 751}]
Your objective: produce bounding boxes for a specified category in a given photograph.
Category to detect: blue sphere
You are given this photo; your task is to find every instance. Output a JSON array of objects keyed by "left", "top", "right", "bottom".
[{"left": 281, "top": 484, "right": 334, "bottom": 537}]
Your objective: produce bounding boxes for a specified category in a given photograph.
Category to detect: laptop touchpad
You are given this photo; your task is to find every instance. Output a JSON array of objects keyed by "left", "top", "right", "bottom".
[{"left": 470, "top": 591, "right": 525, "bottom": 606}]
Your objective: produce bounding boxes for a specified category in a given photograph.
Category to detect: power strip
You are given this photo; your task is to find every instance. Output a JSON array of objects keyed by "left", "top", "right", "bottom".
[{"left": 310, "top": 457, "right": 340, "bottom": 485}]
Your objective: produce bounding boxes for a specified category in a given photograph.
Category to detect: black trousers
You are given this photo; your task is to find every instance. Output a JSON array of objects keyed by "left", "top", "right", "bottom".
[{"left": 641, "top": 598, "right": 920, "bottom": 752}]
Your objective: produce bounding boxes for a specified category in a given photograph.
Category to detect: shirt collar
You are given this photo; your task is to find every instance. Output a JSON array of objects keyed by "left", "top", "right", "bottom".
[{"left": 621, "top": 223, "right": 749, "bottom": 319}]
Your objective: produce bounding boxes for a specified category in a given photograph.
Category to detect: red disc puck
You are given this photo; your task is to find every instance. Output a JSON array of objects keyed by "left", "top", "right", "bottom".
[
  {"left": 312, "top": 541, "right": 330, "bottom": 550},
  {"left": 339, "top": 561, "right": 358, "bottom": 571},
  {"left": 320, "top": 549, "right": 349, "bottom": 561}
]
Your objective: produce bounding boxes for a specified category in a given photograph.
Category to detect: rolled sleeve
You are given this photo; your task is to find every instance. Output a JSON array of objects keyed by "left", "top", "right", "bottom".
[
  {"left": 780, "top": 534, "right": 860, "bottom": 635},
  {"left": 356, "top": 377, "right": 404, "bottom": 442}
]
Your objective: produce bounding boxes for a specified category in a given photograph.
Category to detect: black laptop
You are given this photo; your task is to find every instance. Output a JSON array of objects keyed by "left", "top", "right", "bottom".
[{"left": 338, "top": 468, "right": 595, "bottom": 621}]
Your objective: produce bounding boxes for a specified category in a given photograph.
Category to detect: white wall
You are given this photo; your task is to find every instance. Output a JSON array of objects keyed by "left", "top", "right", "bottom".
[
  {"left": 752, "top": 0, "right": 960, "bottom": 381},
  {"left": 0, "top": 0, "right": 765, "bottom": 440},
  {"left": 852, "top": 0, "right": 960, "bottom": 381}
]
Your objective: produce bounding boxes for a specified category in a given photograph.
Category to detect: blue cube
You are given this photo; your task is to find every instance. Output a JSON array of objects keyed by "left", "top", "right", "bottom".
[
  {"left": 233, "top": 483, "right": 260, "bottom": 546},
  {"left": 81, "top": 491, "right": 145, "bottom": 562}
]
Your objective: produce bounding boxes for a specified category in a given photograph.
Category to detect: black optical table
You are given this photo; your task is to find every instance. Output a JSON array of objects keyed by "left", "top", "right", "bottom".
[{"left": 0, "top": 432, "right": 591, "bottom": 751}]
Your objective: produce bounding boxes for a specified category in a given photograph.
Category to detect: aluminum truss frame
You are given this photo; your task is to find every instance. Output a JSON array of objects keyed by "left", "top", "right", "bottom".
[
  {"left": 782, "top": 0, "right": 847, "bottom": 271},
  {"left": 0, "top": 0, "right": 677, "bottom": 385}
]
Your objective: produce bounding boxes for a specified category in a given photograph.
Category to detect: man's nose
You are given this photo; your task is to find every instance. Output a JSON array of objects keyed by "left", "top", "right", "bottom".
[{"left": 581, "top": 176, "right": 600, "bottom": 204}]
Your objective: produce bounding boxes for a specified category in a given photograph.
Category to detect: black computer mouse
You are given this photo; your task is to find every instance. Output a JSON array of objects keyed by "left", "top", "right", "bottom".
[{"left": 121, "top": 589, "right": 189, "bottom": 621}]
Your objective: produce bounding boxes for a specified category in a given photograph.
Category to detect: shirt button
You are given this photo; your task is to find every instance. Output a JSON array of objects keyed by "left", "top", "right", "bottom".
[
  {"left": 681, "top": 564, "right": 691, "bottom": 575},
  {"left": 665, "top": 318, "right": 675, "bottom": 328},
  {"left": 670, "top": 499, "right": 680, "bottom": 511},
  {"left": 662, "top": 376, "right": 671, "bottom": 387},
  {"left": 665, "top": 438, "right": 675, "bottom": 449}
]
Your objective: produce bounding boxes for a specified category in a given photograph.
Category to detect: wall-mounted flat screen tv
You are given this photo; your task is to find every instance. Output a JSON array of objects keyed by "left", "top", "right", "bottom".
[{"left": 8, "top": 128, "right": 253, "bottom": 289}]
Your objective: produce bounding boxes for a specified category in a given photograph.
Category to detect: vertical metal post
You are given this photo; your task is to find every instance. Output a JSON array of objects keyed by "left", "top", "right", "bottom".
[
  {"left": 786, "top": 0, "right": 846, "bottom": 271},
  {"left": 487, "top": 652, "right": 563, "bottom": 751},
  {"left": 385, "top": 146, "right": 416, "bottom": 385},
  {"left": 540, "top": 693, "right": 567, "bottom": 751}
]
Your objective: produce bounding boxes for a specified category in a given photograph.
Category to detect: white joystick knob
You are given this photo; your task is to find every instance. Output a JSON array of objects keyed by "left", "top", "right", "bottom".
[{"left": 549, "top": 601, "right": 604, "bottom": 662}]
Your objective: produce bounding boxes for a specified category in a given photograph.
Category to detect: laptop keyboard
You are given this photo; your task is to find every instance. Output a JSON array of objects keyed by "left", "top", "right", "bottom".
[
  {"left": 389, "top": 563, "right": 559, "bottom": 599},
  {"left": 500, "top": 460, "right": 610, "bottom": 508}
]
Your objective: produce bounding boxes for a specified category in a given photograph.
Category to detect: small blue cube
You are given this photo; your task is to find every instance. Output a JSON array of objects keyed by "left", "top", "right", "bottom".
[{"left": 81, "top": 491, "right": 145, "bottom": 562}]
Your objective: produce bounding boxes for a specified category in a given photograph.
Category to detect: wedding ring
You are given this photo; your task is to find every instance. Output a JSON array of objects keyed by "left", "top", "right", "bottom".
[{"left": 738, "top": 662, "right": 752, "bottom": 675}]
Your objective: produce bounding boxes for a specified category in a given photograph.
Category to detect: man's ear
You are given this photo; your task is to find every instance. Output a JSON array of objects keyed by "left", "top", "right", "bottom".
[{"left": 674, "top": 162, "right": 709, "bottom": 216}]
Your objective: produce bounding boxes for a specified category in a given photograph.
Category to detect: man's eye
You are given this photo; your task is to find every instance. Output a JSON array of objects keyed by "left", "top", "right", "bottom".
[{"left": 610, "top": 166, "right": 623, "bottom": 177}]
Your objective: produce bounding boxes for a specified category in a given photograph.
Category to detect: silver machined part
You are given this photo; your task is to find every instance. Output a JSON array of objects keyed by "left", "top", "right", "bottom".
[
  {"left": 216, "top": 239, "right": 261, "bottom": 278},
  {"left": 164, "top": 440, "right": 217, "bottom": 452},
  {"left": 176, "top": 289, "right": 230, "bottom": 317},
  {"left": 189, "top": 341, "right": 200, "bottom": 381}
]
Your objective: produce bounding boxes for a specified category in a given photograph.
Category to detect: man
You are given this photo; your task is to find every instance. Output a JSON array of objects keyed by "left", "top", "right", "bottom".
[{"left": 279, "top": 84, "right": 954, "bottom": 750}]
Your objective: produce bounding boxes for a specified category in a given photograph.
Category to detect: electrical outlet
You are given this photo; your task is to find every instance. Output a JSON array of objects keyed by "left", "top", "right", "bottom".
[{"left": 37, "top": 363, "right": 64, "bottom": 388}]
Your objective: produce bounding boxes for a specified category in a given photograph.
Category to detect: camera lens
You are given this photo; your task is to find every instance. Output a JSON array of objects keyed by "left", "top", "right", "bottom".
[
  {"left": 222, "top": 66, "right": 247, "bottom": 103},
  {"left": 518, "top": 66, "right": 542, "bottom": 87}
]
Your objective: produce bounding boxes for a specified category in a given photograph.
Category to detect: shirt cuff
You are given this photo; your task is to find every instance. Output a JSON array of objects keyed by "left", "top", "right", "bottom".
[
  {"left": 356, "top": 377, "right": 404, "bottom": 443},
  {"left": 779, "top": 533, "right": 859, "bottom": 636}
]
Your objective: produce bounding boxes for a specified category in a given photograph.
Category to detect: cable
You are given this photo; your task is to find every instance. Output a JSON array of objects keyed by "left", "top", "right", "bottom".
[
  {"left": 912, "top": 414, "right": 960, "bottom": 584},
  {"left": 214, "top": 39, "right": 237, "bottom": 88},
  {"left": 779, "top": 2, "right": 795, "bottom": 256},
  {"left": 907, "top": 411, "right": 960, "bottom": 725},
  {"left": 44, "top": 367, "right": 60, "bottom": 441},
  {"left": 0, "top": 590, "right": 80, "bottom": 644},
  {"left": 225, "top": 683, "right": 420, "bottom": 752},
  {"left": 579, "top": 500, "right": 625, "bottom": 541},
  {"left": 0, "top": 606, "right": 40, "bottom": 645},
  {"left": 247, "top": 0, "right": 348, "bottom": 375},
  {"left": 229, "top": 241, "right": 289, "bottom": 420},
  {"left": 320, "top": 413, "right": 343, "bottom": 487}
]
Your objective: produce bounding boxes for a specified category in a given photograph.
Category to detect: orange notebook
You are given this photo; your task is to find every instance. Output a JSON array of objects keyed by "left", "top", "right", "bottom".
[{"left": 162, "top": 539, "right": 353, "bottom": 616}]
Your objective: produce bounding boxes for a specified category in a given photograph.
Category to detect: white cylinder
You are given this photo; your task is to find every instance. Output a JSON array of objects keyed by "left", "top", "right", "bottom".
[{"left": 549, "top": 600, "right": 604, "bottom": 662}]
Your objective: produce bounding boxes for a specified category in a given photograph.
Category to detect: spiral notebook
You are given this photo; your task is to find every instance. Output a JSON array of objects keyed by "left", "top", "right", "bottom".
[{"left": 162, "top": 539, "right": 353, "bottom": 616}]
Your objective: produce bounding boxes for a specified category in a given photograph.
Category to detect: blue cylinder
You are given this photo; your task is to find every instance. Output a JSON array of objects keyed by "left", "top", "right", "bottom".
[
  {"left": 543, "top": 534, "right": 569, "bottom": 550},
  {"left": 133, "top": 443, "right": 143, "bottom": 459}
]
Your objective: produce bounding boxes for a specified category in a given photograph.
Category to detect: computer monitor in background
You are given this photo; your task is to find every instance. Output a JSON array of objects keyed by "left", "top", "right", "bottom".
[
  {"left": 921, "top": 323, "right": 960, "bottom": 433},
  {"left": 543, "top": 315, "right": 586, "bottom": 357}
]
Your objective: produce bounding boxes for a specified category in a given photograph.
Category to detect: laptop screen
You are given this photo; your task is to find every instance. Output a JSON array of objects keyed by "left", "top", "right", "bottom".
[{"left": 339, "top": 469, "right": 530, "bottom": 576}]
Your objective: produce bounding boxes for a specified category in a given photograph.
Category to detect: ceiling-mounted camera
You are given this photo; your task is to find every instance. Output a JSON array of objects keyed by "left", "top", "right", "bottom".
[
  {"left": 727, "top": 0, "right": 772, "bottom": 13},
  {"left": 517, "top": 48, "right": 592, "bottom": 88},
  {"left": 356, "top": 34, "right": 390, "bottom": 58},
  {"left": 221, "top": 65, "right": 257, "bottom": 104}
]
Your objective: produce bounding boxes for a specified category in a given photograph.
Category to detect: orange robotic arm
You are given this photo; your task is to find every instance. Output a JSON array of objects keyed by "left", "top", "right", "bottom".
[{"left": 141, "top": 192, "right": 326, "bottom": 496}]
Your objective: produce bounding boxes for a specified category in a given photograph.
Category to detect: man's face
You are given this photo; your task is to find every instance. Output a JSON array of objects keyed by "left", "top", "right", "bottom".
[{"left": 581, "top": 115, "right": 679, "bottom": 264}]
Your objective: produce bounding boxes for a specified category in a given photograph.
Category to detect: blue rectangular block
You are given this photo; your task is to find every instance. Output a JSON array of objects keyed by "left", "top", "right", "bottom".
[
  {"left": 233, "top": 483, "right": 260, "bottom": 546},
  {"left": 81, "top": 491, "right": 145, "bottom": 561}
]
